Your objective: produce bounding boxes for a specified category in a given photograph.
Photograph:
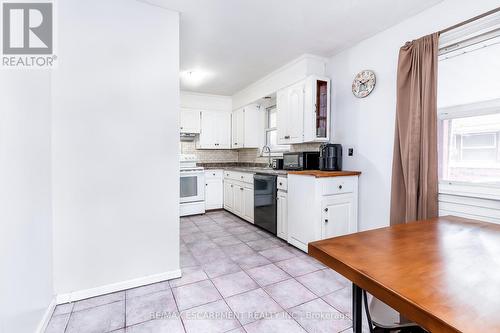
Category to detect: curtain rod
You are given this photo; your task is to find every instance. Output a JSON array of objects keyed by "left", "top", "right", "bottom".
[{"left": 439, "top": 6, "right": 500, "bottom": 35}]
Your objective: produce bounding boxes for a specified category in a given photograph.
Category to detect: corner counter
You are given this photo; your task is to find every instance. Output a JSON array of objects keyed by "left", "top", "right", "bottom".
[
  {"left": 287, "top": 170, "right": 361, "bottom": 178},
  {"left": 287, "top": 171, "right": 360, "bottom": 252}
]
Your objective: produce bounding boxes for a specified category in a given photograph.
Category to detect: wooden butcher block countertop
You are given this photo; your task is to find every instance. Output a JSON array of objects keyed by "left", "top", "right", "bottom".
[{"left": 287, "top": 170, "right": 361, "bottom": 178}]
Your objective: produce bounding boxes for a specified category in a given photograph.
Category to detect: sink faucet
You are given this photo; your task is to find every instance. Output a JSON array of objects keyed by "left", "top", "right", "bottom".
[{"left": 262, "top": 145, "right": 272, "bottom": 168}]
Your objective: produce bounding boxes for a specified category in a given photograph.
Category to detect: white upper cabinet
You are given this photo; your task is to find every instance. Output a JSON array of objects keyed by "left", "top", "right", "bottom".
[
  {"left": 276, "top": 89, "right": 288, "bottom": 145},
  {"left": 277, "top": 81, "right": 304, "bottom": 144},
  {"left": 277, "top": 75, "right": 330, "bottom": 144},
  {"left": 231, "top": 108, "right": 245, "bottom": 148},
  {"left": 180, "top": 108, "right": 201, "bottom": 134},
  {"left": 286, "top": 81, "right": 306, "bottom": 144},
  {"left": 197, "top": 111, "right": 231, "bottom": 149},
  {"left": 231, "top": 104, "right": 263, "bottom": 149},
  {"left": 304, "top": 76, "right": 330, "bottom": 142}
]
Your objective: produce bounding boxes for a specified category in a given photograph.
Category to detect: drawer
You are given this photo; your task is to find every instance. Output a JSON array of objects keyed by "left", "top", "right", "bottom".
[
  {"left": 277, "top": 177, "right": 288, "bottom": 191},
  {"left": 223, "top": 170, "right": 238, "bottom": 180},
  {"left": 205, "top": 169, "right": 223, "bottom": 179},
  {"left": 320, "top": 177, "right": 355, "bottom": 196},
  {"left": 224, "top": 170, "right": 253, "bottom": 184},
  {"left": 240, "top": 172, "right": 254, "bottom": 184}
]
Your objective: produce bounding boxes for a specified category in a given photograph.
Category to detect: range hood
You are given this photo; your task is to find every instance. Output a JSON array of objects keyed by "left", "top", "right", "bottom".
[{"left": 180, "top": 133, "right": 196, "bottom": 142}]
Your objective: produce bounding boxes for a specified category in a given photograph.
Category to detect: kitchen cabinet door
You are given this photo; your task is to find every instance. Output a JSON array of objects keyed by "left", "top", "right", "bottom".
[
  {"left": 303, "top": 76, "right": 330, "bottom": 143},
  {"left": 233, "top": 185, "right": 244, "bottom": 216},
  {"left": 243, "top": 104, "right": 263, "bottom": 148},
  {"left": 232, "top": 106, "right": 262, "bottom": 149},
  {"left": 198, "top": 111, "right": 231, "bottom": 149},
  {"left": 276, "top": 89, "right": 289, "bottom": 144},
  {"left": 287, "top": 81, "right": 305, "bottom": 143},
  {"left": 321, "top": 193, "right": 356, "bottom": 239},
  {"left": 242, "top": 187, "right": 254, "bottom": 223},
  {"left": 277, "top": 190, "right": 288, "bottom": 241},
  {"left": 205, "top": 178, "right": 223, "bottom": 210},
  {"left": 231, "top": 108, "right": 244, "bottom": 148},
  {"left": 223, "top": 181, "right": 234, "bottom": 210},
  {"left": 216, "top": 112, "right": 232, "bottom": 149},
  {"left": 198, "top": 111, "right": 217, "bottom": 149},
  {"left": 180, "top": 108, "right": 201, "bottom": 134}
]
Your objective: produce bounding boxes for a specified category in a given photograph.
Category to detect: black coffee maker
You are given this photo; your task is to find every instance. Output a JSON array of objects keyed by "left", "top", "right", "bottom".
[{"left": 319, "top": 144, "right": 342, "bottom": 171}]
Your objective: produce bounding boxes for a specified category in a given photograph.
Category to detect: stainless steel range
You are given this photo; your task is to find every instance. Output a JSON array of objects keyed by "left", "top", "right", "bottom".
[{"left": 180, "top": 154, "right": 205, "bottom": 216}]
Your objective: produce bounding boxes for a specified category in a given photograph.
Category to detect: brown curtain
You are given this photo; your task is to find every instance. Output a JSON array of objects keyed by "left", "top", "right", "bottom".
[{"left": 390, "top": 33, "right": 439, "bottom": 226}]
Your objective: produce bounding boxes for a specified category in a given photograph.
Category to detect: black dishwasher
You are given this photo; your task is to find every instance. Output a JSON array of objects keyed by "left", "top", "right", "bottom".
[{"left": 253, "top": 173, "right": 277, "bottom": 235}]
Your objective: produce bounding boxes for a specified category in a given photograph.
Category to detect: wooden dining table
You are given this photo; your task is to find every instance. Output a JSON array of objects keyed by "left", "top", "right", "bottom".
[{"left": 308, "top": 215, "right": 500, "bottom": 333}]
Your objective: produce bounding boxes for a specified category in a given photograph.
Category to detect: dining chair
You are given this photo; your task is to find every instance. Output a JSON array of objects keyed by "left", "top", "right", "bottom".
[{"left": 363, "top": 291, "right": 428, "bottom": 333}]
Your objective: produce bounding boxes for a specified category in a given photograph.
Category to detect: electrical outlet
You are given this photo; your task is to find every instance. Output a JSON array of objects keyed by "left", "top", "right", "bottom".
[{"left": 348, "top": 148, "right": 354, "bottom": 156}]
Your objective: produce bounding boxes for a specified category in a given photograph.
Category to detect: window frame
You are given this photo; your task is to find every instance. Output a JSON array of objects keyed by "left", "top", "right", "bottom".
[
  {"left": 263, "top": 106, "right": 289, "bottom": 155},
  {"left": 438, "top": 98, "right": 500, "bottom": 199}
]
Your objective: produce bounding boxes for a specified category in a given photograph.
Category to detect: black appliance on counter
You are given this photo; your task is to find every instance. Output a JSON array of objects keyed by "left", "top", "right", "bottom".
[
  {"left": 319, "top": 144, "right": 343, "bottom": 171},
  {"left": 272, "top": 158, "right": 284, "bottom": 170},
  {"left": 253, "top": 173, "right": 277, "bottom": 235},
  {"left": 283, "top": 151, "right": 320, "bottom": 170}
]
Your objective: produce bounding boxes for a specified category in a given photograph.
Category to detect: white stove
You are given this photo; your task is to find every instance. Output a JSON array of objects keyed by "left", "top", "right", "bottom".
[
  {"left": 180, "top": 154, "right": 205, "bottom": 216},
  {"left": 180, "top": 154, "right": 202, "bottom": 169}
]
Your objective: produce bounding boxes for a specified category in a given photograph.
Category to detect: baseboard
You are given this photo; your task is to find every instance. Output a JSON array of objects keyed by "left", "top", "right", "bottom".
[
  {"left": 55, "top": 269, "right": 182, "bottom": 304},
  {"left": 35, "top": 298, "right": 56, "bottom": 333}
]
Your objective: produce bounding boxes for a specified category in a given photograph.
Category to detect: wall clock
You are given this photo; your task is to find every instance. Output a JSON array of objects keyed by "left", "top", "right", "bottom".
[{"left": 352, "top": 70, "right": 376, "bottom": 98}]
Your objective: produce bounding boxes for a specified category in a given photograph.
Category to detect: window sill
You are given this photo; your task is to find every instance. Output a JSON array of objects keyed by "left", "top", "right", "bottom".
[{"left": 439, "top": 181, "right": 500, "bottom": 201}]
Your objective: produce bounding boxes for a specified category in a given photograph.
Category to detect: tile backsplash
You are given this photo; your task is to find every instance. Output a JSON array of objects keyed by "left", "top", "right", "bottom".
[
  {"left": 180, "top": 141, "right": 322, "bottom": 164},
  {"left": 180, "top": 141, "right": 238, "bottom": 163}
]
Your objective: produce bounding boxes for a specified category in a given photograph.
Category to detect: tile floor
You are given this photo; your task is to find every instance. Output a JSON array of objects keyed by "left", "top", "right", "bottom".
[{"left": 45, "top": 210, "right": 370, "bottom": 333}]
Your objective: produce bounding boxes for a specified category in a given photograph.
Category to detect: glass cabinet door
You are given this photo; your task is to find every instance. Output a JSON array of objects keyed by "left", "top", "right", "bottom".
[{"left": 315, "top": 80, "right": 328, "bottom": 138}]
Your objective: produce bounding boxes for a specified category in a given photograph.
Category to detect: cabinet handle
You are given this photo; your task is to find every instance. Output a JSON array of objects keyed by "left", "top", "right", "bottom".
[
  {"left": 279, "top": 182, "right": 282, "bottom": 186},
  {"left": 324, "top": 208, "right": 328, "bottom": 212},
  {"left": 241, "top": 176, "right": 244, "bottom": 179},
  {"left": 240, "top": 187, "right": 244, "bottom": 191},
  {"left": 231, "top": 185, "right": 233, "bottom": 188},
  {"left": 338, "top": 185, "right": 343, "bottom": 190},
  {"left": 180, "top": 126, "right": 183, "bottom": 129},
  {"left": 213, "top": 173, "right": 216, "bottom": 176},
  {"left": 234, "top": 143, "right": 238, "bottom": 145},
  {"left": 325, "top": 219, "right": 329, "bottom": 223},
  {"left": 284, "top": 135, "right": 290, "bottom": 139}
]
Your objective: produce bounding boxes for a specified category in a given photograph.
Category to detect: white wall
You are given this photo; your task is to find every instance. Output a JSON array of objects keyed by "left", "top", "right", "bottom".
[
  {"left": 181, "top": 91, "right": 232, "bottom": 111},
  {"left": 52, "top": 0, "right": 180, "bottom": 297},
  {"left": 328, "top": 0, "right": 500, "bottom": 231},
  {"left": 0, "top": 72, "right": 53, "bottom": 333},
  {"left": 232, "top": 54, "right": 327, "bottom": 110}
]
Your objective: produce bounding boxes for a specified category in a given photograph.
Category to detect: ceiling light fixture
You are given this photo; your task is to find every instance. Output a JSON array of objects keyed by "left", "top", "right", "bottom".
[{"left": 181, "top": 69, "right": 212, "bottom": 86}]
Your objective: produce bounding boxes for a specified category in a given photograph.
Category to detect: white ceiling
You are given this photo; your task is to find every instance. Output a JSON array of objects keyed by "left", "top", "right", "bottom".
[{"left": 144, "top": 0, "right": 443, "bottom": 96}]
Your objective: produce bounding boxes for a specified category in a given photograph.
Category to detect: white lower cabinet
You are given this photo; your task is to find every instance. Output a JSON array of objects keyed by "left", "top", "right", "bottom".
[
  {"left": 243, "top": 187, "right": 254, "bottom": 222},
  {"left": 223, "top": 181, "right": 234, "bottom": 210},
  {"left": 288, "top": 174, "right": 359, "bottom": 252},
  {"left": 277, "top": 189, "right": 288, "bottom": 241},
  {"left": 321, "top": 193, "right": 356, "bottom": 239},
  {"left": 233, "top": 185, "right": 244, "bottom": 216},
  {"left": 205, "top": 170, "right": 223, "bottom": 210},
  {"left": 223, "top": 171, "right": 254, "bottom": 223}
]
